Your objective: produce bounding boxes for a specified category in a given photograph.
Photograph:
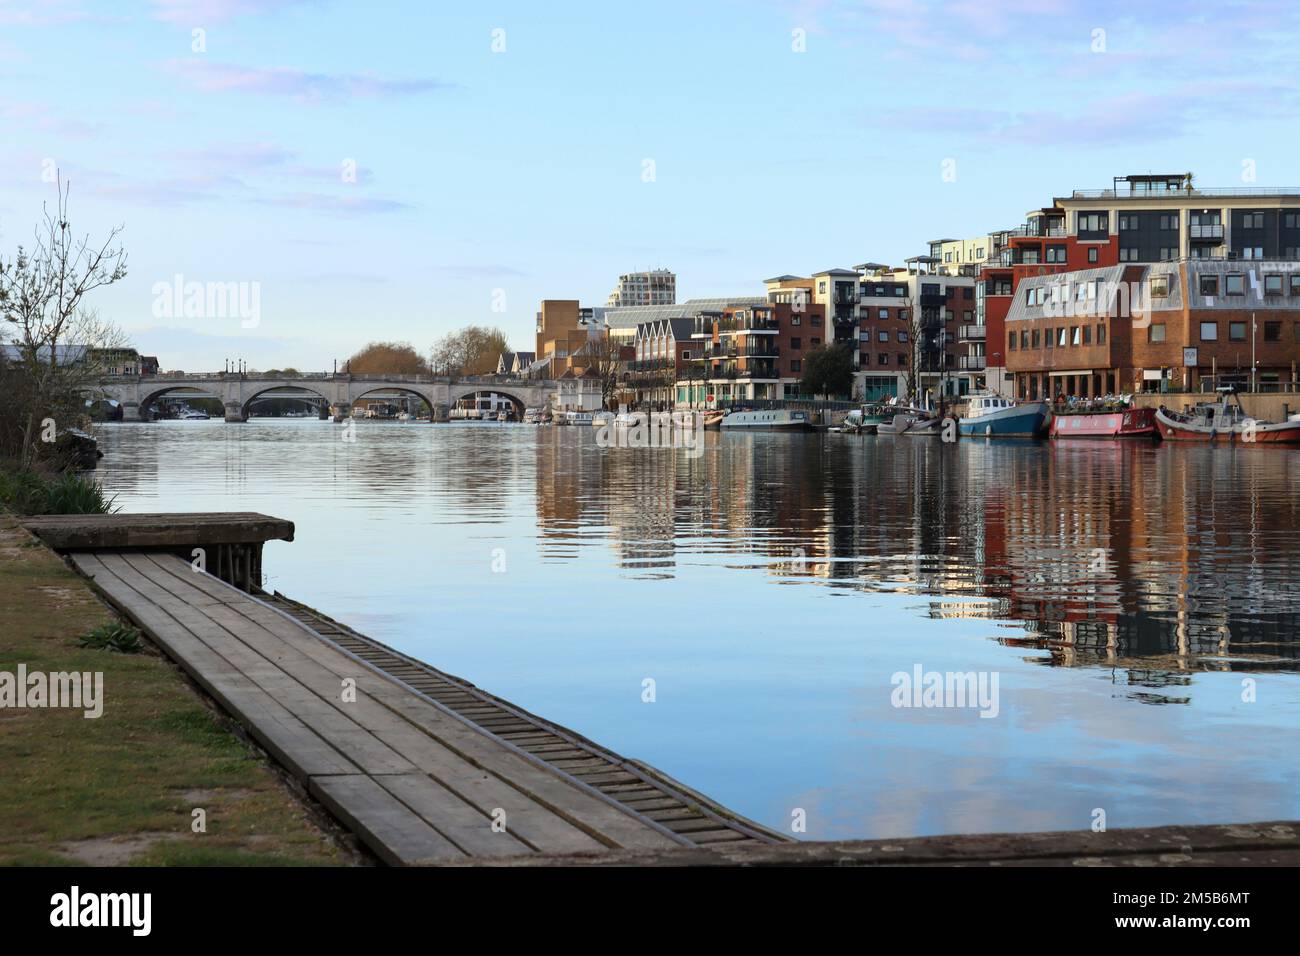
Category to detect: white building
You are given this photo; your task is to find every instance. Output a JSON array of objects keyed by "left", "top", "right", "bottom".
[{"left": 606, "top": 269, "right": 676, "bottom": 308}]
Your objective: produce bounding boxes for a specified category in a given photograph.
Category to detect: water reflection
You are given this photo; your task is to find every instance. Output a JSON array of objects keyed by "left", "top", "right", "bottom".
[
  {"left": 93, "top": 420, "right": 1300, "bottom": 839},
  {"left": 534, "top": 430, "right": 1300, "bottom": 684}
]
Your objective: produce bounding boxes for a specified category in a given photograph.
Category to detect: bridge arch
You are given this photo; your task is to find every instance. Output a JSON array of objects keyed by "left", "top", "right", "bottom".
[
  {"left": 349, "top": 385, "right": 438, "bottom": 418},
  {"left": 239, "top": 383, "right": 333, "bottom": 419},
  {"left": 241, "top": 384, "right": 334, "bottom": 419},
  {"left": 139, "top": 384, "right": 225, "bottom": 419},
  {"left": 447, "top": 386, "right": 531, "bottom": 420}
]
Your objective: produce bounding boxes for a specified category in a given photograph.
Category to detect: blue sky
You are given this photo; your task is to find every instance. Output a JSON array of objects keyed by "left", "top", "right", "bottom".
[{"left": 2, "top": 0, "right": 1298, "bottom": 371}]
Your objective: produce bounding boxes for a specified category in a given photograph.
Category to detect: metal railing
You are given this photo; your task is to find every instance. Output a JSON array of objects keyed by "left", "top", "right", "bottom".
[
  {"left": 1071, "top": 186, "right": 1300, "bottom": 198},
  {"left": 958, "top": 324, "right": 986, "bottom": 341}
]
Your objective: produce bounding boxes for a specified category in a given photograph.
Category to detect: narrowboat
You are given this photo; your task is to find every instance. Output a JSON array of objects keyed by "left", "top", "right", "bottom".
[
  {"left": 702, "top": 410, "right": 727, "bottom": 429},
  {"left": 1154, "top": 390, "right": 1300, "bottom": 443},
  {"left": 957, "top": 395, "right": 1050, "bottom": 438},
  {"left": 1050, "top": 404, "right": 1157, "bottom": 439},
  {"left": 718, "top": 409, "right": 810, "bottom": 431}
]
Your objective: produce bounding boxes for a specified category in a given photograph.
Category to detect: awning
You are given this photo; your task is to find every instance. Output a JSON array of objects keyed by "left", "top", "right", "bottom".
[{"left": 1048, "top": 369, "right": 1095, "bottom": 377}]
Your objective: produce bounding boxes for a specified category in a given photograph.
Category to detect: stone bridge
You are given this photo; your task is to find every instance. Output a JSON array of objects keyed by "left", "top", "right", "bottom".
[{"left": 94, "top": 373, "right": 557, "bottom": 422}]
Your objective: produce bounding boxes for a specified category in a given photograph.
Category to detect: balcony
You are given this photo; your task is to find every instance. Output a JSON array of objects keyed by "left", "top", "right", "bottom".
[
  {"left": 958, "top": 324, "right": 986, "bottom": 342},
  {"left": 1008, "top": 221, "right": 1066, "bottom": 238},
  {"left": 627, "top": 359, "right": 673, "bottom": 373},
  {"left": 958, "top": 355, "right": 987, "bottom": 371},
  {"left": 1189, "top": 223, "right": 1224, "bottom": 241}
]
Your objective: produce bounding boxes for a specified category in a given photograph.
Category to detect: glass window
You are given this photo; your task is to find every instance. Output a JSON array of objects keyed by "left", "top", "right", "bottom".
[
  {"left": 878, "top": 330, "right": 889, "bottom": 342},
  {"left": 1199, "top": 275, "right": 1219, "bottom": 296},
  {"left": 898, "top": 331, "right": 908, "bottom": 342},
  {"left": 1229, "top": 322, "right": 1246, "bottom": 341},
  {"left": 1087, "top": 247, "right": 1098, "bottom": 263},
  {"left": 1149, "top": 324, "right": 1166, "bottom": 342},
  {"left": 1265, "top": 321, "right": 1281, "bottom": 342},
  {"left": 1200, "top": 321, "right": 1218, "bottom": 341},
  {"left": 877, "top": 353, "right": 889, "bottom": 365},
  {"left": 1008, "top": 331, "right": 1017, "bottom": 350},
  {"left": 1150, "top": 275, "right": 1170, "bottom": 297},
  {"left": 1225, "top": 274, "right": 1244, "bottom": 294},
  {"left": 1097, "top": 323, "right": 1106, "bottom": 345},
  {"left": 1266, "top": 274, "right": 1283, "bottom": 295}
]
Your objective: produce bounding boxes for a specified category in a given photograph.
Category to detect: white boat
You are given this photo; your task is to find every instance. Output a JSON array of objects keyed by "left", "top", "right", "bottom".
[
  {"left": 719, "top": 409, "right": 810, "bottom": 431},
  {"left": 180, "top": 409, "right": 210, "bottom": 420},
  {"left": 613, "top": 411, "right": 639, "bottom": 427},
  {"left": 877, "top": 412, "right": 920, "bottom": 435},
  {"left": 566, "top": 410, "right": 595, "bottom": 426},
  {"left": 591, "top": 410, "right": 615, "bottom": 428}
]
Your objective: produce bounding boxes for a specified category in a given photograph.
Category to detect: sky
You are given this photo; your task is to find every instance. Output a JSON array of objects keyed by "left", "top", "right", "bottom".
[{"left": 2, "top": 0, "right": 1299, "bottom": 372}]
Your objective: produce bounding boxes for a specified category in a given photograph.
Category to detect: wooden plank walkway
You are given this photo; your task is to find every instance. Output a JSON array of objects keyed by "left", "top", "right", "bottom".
[
  {"left": 263, "top": 593, "right": 789, "bottom": 848},
  {"left": 69, "top": 551, "right": 698, "bottom": 864}
]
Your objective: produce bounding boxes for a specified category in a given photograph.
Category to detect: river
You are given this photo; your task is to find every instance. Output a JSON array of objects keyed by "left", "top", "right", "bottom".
[{"left": 94, "top": 419, "right": 1300, "bottom": 840}]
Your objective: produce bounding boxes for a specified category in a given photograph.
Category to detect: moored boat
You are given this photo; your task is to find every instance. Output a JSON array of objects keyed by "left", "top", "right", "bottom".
[
  {"left": 701, "top": 410, "right": 727, "bottom": 429},
  {"left": 877, "top": 412, "right": 920, "bottom": 435},
  {"left": 957, "top": 396, "right": 1050, "bottom": 438},
  {"left": 1050, "top": 403, "right": 1156, "bottom": 439},
  {"left": 901, "top": 415, "right": 946, "bottom": 437},
  {"left": 718, "top": 408, "right": 810, "bottom": 431},
  {"left": 1154, "top": 390, "right": 1300, "bottom": 443}
]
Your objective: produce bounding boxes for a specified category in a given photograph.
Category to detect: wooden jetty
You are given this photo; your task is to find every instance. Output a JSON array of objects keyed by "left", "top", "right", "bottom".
[
  {"left": 25, "top": 512, "right": 292, "bottom": 592},
  {"left": 45, "top": 513, "right": 785, "bottom": 863}
]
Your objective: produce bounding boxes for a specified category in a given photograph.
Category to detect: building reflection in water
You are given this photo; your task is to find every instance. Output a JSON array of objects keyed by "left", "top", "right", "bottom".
[{"left": 535, "top": 428, "right": 1300, "bottom": 691}]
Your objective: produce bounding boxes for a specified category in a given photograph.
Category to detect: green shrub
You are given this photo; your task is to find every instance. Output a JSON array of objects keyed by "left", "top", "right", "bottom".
[
  {"left": 78, "top": 622, "right": 144, "bottom": 653},
  {"left": 0, "top": 466, "right": 118, "bottom": 516}
]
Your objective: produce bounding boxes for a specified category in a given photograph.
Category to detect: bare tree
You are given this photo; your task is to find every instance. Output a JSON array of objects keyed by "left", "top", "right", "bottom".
[
  {"left": 0, "top": 179, "right": 128, "bottom": 465},
  {"left": 903, "top": 287, "right": 921, "bottom": 403},
  {"left": 430, "top": 325, "right": 510, "bottom": 377},
  {"left": 579, "top": 333, "right": 624, "bottom": 410}
]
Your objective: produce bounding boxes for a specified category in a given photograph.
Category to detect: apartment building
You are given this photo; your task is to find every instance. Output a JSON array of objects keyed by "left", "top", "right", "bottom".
[
  {"left": 605, "top": 269, "right": 676, "bottom": 308},
  {"left": 679, "top": 301, "right": 827, "bottom": 407},
  {"left": 627, "top": 317, "right": 696, "bottom": 409},
  {"left": 928, "top": 236, "right": 1000, "bottom": 277},
  {"left": 1005, "top": 260, "right": 1300, "bottom": 400},
  {"left": 981, "top": 172, "right": 1300, "bottom": 395},
  {"left": 535, "top": 299, "right": 606, "bottom": 378}
]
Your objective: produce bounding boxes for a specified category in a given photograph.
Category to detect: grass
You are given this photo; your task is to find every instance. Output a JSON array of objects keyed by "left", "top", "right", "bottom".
[
  {"left": 0, "top": 466, "right": 118, "bottom": 516},
  {"left": 0, "top": 517, "right": 352, "bottom": 866},
  {"left": 78, "top": 621, "right": 144, "bottom": 653}
]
